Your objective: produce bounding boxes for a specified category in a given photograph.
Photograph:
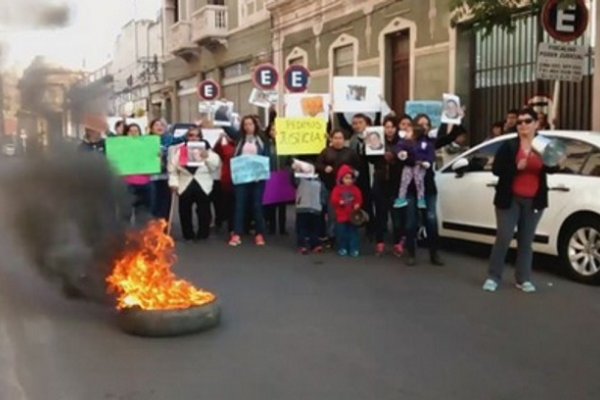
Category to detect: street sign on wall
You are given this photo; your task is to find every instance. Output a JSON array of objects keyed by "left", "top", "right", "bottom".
[
  {"left": 541, "top": 0, "right": 589, "bottom": 42},
  {"left": 536, "top": 42, "right": 587, "bottom": 82},
  {"left": 253, "top": 64, "right": 279, "bottom": 90},
  {"left": 197, "top": 80, "right": 220, "bottom": 101},
  {"left": 284, "top": 65, "right": 310, "bottom": 93}
]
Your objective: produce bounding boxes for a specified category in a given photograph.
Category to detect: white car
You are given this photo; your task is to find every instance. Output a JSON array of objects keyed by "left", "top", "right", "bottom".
[{"left": 436, "top": 131, "right": 600, "bottom": 284}]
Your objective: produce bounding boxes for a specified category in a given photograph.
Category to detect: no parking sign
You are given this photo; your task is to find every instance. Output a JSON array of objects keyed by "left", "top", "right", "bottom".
[
  {"left": 284, "top": 65, "right": 310, "bottom": 93},
  {"left": 253, "top": 64, "right": 279, "bottom": 90},
  {"left": 197, "top": 80, "right": 220, "bottom": 101}
]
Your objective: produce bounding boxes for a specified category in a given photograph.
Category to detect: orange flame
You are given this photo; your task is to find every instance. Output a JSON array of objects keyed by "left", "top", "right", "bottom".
[{"left": 106, "top": 220, "right": 215, "bottom": 310}]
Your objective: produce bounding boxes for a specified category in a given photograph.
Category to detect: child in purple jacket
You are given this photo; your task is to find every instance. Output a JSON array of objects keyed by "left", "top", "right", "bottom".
[{"left": 394, "top": 125, "right": 436, "bottom": 209}]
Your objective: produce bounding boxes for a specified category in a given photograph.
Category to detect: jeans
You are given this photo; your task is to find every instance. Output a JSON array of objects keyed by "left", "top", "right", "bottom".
[
  {"left": 179, "top": 181, "right": 212, "bottom": 240},
  {"left": 372, "top": 183, "right": 405, "bottom": 244},
  {"left": 296, "top": 213, "right": 321, "bottom": 249},
  {"left": 234, "top": 182, "right": 266, "bottom": 236},
  {"left": 405, "top": 193, "right": 439, "bottom": 256},
  {"left": 488, "top": 197, "right": 543, "bottom": 284},
  {"left": 336, "top": 222, "right": 360, "bottom": 253},
  {"left": 323, "top": 188, "right": 337, "bottom": 239},
  {"left": 151, "top": 179, "right": 172, "bottom": 220}
]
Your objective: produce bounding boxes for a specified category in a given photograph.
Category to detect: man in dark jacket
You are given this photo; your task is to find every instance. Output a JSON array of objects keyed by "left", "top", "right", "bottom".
[{"left": 79, "top": 128, "right": 106, "bottom": 154}]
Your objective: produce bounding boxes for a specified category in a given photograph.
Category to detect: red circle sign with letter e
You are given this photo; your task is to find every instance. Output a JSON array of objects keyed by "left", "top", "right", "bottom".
[
  {"left": 197, "top": 80, "right": 220, "bottom": 101},
  {"left": 542, "top": 0, "right": 589, "bottom": 42},
  {"left": 284, "top": 65, "right": 310, "bottom": 93},
  {"left": 253, "top": 64, "right": 279, "bottom": 90}
]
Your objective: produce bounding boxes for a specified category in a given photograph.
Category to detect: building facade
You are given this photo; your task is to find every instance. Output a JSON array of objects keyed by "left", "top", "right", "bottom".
[
  {"left": 1, "top": 68, "right": 21, "bottom": 138},
  {"left": 162, "top": 0, "right": 272, "bottom": 122}
]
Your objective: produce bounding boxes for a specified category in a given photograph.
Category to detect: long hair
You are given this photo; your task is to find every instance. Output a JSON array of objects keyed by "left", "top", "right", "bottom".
[
  {"left": 239, "top": 115, "right": 262, "bottom": 138},
  {"left": 148, "top": 118, "right": 163, "bottom": 134}
]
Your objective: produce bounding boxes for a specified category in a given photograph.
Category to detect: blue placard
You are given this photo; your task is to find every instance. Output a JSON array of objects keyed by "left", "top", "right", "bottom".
[
  {"left": 405, "top": 101, "right": 443, "bottom": 128},
  {"left": 231, "top": 155, "right": 271, "bottom": 185}
]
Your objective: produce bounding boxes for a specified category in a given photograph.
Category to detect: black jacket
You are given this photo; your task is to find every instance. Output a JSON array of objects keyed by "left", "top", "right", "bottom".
[
  {"left": 371, "top": 135, "right": 402, "bottom": 197},
  {"left": 316, "top": 147, "right": 361, "bottom": 191},
  {"left": 492, "top": 137, "right": 557, "bottom": 210}
]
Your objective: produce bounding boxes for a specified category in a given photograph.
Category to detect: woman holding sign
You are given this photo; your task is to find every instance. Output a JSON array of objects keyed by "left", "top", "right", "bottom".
[
  {"left": 122, "top": 123, "right": 152, "bottom": 226},
  {"left": 229, "top": 116, "right": 271, "bottom": 247},
  {"left": 168, "top": 127, "right": 221, "bottom": 241}
]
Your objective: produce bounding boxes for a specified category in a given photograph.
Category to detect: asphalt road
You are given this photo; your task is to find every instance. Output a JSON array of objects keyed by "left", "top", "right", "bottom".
[{"left": 1, "top": 232, "right": 599, "bottom": 400}]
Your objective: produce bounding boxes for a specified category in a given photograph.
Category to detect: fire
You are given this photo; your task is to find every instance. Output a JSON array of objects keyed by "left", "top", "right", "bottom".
[{"left": 106, "top": 220, "right": 215, "bottom": 311}]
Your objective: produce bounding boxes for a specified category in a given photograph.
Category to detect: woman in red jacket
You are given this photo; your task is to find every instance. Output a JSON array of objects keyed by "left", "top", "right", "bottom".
[{"left": 213, "top": 131, "right": 237, "bottom": 235}]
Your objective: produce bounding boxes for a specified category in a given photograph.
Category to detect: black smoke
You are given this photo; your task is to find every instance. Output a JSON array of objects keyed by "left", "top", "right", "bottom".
[{"left": 0, "top": 144, "right": 130, "bottom": 303}]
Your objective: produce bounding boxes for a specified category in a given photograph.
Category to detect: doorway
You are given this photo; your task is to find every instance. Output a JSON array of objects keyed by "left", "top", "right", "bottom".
[{"left": 389, "top": 30, "right": 410, "bottom": 116}]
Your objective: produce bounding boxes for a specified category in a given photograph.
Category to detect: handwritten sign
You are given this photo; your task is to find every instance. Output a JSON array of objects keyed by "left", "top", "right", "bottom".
[
  {"left": 275, "top": 117, "right": 327, "bottom": 156},
  {"left": 231, "top": 155, "right": 270, "bottom": 185},
  {"left": 106, "top": 136, "right": 161, "bottom": 176},
  {"left": 405, "top": 101, "right": 443, "bottom": 128}
]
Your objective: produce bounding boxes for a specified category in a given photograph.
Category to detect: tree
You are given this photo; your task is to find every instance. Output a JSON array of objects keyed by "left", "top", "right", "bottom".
[{"left": 449, "top": 0, "right": 577, "bottom": 35}]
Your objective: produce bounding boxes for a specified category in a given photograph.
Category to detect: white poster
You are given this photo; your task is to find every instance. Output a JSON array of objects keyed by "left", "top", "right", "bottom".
[
  {"left": 291, "top": 158, "right": 318, "bottom": 178},
  {"left": 333, "top": 77, "right": 382, "bottom": 113},
  {"left": 186, "top": 142, "right": 208, "bottom": 167},
  {"left": 363, "top": 126, "right": 385, "bottom": 156},
  {"left": 441, "top": 93, "right": 462, "bottom": 125},
  {"left": 249, "top": 88, "right": 276, "bottom": 109},
  {"left": 284, "top": 93, "right": 331, "bottom": 120},
  {"left": 201, "top": 128, "right": 223, "bottom": 149},
  {"left": 213, "top": 101, "right": 234, "bottom": 127}
]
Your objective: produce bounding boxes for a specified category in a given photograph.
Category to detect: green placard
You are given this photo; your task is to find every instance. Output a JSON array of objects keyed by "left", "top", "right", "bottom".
[{"left": 106, "top": 136, "right": 161, "bottom": 176}]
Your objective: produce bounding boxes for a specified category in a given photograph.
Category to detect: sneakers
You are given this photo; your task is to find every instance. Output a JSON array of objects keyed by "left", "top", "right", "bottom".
[
  {"left": 338, "top": 249, "right": 348, "bottom": 257},
  {"left": 516, "top": 281, "right": 536, "bottom": 293},
  {"left": 350, "top": 250, "right": 360, "bottom": 258},
  {"left": 299, "top": 247, "right": 309, "bottom": 255},
  {"left": 393, "top": 197, "right": 408, "bottom": 208},
  {"left": 255, "top": 234, "right": 266, "bottom": 246},
  {"left": 417, "top": 198, "right": 427, "bottom": 209},
  {"left": 228, "top": 234, "right": 241, "bottom": 247},
  {"left": 375, "top": 243, "right": 385, "bottom": 256},
  {"left": 482, "top": 279, "right": 498, "bottom": 292},
  {"left": 393, "top": 242, "right": 405, "bottom": 258},
  {"left": 312, "top": 246, "right": 323, "bottom": 254}
]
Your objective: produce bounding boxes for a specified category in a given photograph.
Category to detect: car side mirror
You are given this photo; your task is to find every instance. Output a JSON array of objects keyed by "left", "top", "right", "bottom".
[{"left": 452, "top": 158, "right": 469, "bottom": 172}]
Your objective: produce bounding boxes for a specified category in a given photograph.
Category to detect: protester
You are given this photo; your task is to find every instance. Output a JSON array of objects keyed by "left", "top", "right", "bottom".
[
  {"left": 504, "top": 109, "right": 519, "bottom": 134},
  {"left": 229, "top": 116, "right": 270, "bottom": 247},
  {"left": 331, "top": 165, "right": 363, "bottom": 257},
  {"left": 394, "top": 124, "right": 435, "bottom": 209},
  {"left": 213, "top": 129, "right": 237, "bottom": 234},
  {"left": 316, "top": 130, "right": 361, "bottom": 244},
  {"left": 79, "top": 128, "right": 106, "bottom": 154},
  {"left": 347, "top": 113, "right": 376, "bottom": 237},
  {"left": 538, "top": 111, "right": 551, "bottom": 130},
  {"left": 292, "top": 159, "right": 325, "bottom": 254},
  {"left": 149, "top": 118, "right": 183, "bottom": 220},
  {"left": 110, "top": 120, "right": 126, "bottom": 137},
  {"left": 264, "top": 113, "right": 288, "bottom": 236},
  {"left": 487, "top": 121, "right": 505, "bottom": 141},
  {"left": 483, "top": 108, "right": 561, "bottom": 293},
  {"left": 372, "top": 115, "right": 405, "bottom": 257},
  {"left": 168, "top": 127, "right": 221, "bottom": 241},
  {"left": 402, "top": 119, "right": 464, "bottom": 266},
  {"left": 122, "top": 123, "right": 152, "bottom": 226}
]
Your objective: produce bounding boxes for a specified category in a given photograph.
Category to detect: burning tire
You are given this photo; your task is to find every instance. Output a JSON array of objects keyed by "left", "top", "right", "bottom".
[{"left": 116, "top": 301, "right": 221, "bottom": 337}]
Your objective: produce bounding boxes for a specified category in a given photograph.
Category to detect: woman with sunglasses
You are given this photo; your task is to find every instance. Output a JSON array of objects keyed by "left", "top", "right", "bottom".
[
  {"left": 483, "top": 108, "right": 560, "bottom": 293},
  {"left": 168, "top": 127, "right": 221, "bottom": 241}
]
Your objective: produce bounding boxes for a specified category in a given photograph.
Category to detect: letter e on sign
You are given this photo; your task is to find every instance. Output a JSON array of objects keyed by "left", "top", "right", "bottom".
[
  {"left": 542, "top": 0, "right": 589, "bottom": 42},
  {"left": 253, "top": 64, "right": 279, "bottom": 90},
  {"left": 284, "top": 65, "right": 310, "bottom": 93},
  {"left": 198, "top": 80, "right": 220, "bottom": 101}
]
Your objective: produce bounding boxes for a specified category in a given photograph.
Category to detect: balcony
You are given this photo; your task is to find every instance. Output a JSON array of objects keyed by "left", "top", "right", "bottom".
[
  {"left": 168, "top": 22, "right": 199, "bottom": 61},
  {"left": 191, "top": 5, "right": 228, "bottom": 50}
]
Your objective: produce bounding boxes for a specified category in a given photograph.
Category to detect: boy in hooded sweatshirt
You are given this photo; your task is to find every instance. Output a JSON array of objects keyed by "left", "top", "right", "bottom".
[{"left": 330, "top": 165, "right": 363, "bottom": 257}]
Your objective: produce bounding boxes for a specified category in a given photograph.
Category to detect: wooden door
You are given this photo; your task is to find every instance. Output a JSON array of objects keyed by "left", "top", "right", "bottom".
[{"left": 390, "top": 30, "right": 410, "bottom": 116}]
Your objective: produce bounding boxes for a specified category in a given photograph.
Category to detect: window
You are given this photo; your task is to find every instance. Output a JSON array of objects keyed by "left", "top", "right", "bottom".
[
  {"left": 443, "top": 141, "right": 503, "bottom": 173},
  {"left": 222, "top": 62, "right": 250, "bottom": 79},
  {"left": 551, "top": 138, "right": 594, "bottom": 175},
  {"left": 240, "top": 0, "right": 265, "bottom": 20},
  {"left": 582, "top": 151, "right": 600, "bottom": 177},
  {"left": 333, "top": 44, "right": 354, "bottom": 76},
  {"left": 288, "top": 57, "right": 304, "bottom": 66}
]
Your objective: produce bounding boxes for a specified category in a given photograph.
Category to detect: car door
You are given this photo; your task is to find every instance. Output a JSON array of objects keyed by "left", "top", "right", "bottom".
[
  {"left": 437, "top": 139, "right": 505, "bottom": 244},
  {"left": 535, "top": 137, "right": 598, "bottom": 252}
]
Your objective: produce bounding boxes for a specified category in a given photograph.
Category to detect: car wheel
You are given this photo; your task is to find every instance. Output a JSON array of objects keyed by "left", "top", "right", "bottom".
[{"left": 559, "top": 216, "right": 600, "bottom": 284}]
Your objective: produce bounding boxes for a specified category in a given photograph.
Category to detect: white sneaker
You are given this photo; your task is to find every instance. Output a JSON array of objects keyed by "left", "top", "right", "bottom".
[
  {"left": 482, "top": 279, "right": 498, "bottom": 292},
  {"left": 516, "top": 282, "right": 536, "bottom": 293}
]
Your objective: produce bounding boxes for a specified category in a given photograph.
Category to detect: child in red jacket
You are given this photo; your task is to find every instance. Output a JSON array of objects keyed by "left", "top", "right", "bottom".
[{"left": 330, "top": 164, "right": 363, "bottom": 257}]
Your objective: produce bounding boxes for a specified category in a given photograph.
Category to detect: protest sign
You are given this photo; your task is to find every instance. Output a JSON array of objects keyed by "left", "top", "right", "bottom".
[
  {"left": 184, "top": 142, "right": 208, "bottom": 167},
  {"left": 292, "top": 158, "right": 318, "bottom": 178},
  {"left": 263, "top": 170, "right": 296, "bottom": 206},
  {"left": 213, "top": 101, "right": 234, "bottom": 127},
  {"left": 364, "top": 127, "right": 385, "bottom": 156},
  {"left": 231, "top": 155, "right": 270, "bottom": 185},
  {"left": 405, "top": 101, "right": 443, "bottom": 128},
  {"left": 284, "top": 94, "right": 330, "bottom": 120},
  {"left": 106, "top": 136, "right": 161, "bottom": 176},
  {"left": 275, "top": 117, "right": 327, "bottom": 156},
  {"left": 201, "top": 128, "right": 223, "bottom": 148},
  {"left": 249, "top": 88, "right": 277, "bottom": 108},
  {"left": 441, "top": 93, "right": 463, "bottom": 125},
  {"left": 333, "top": 77, "right": 382, "bottom": 112}
]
